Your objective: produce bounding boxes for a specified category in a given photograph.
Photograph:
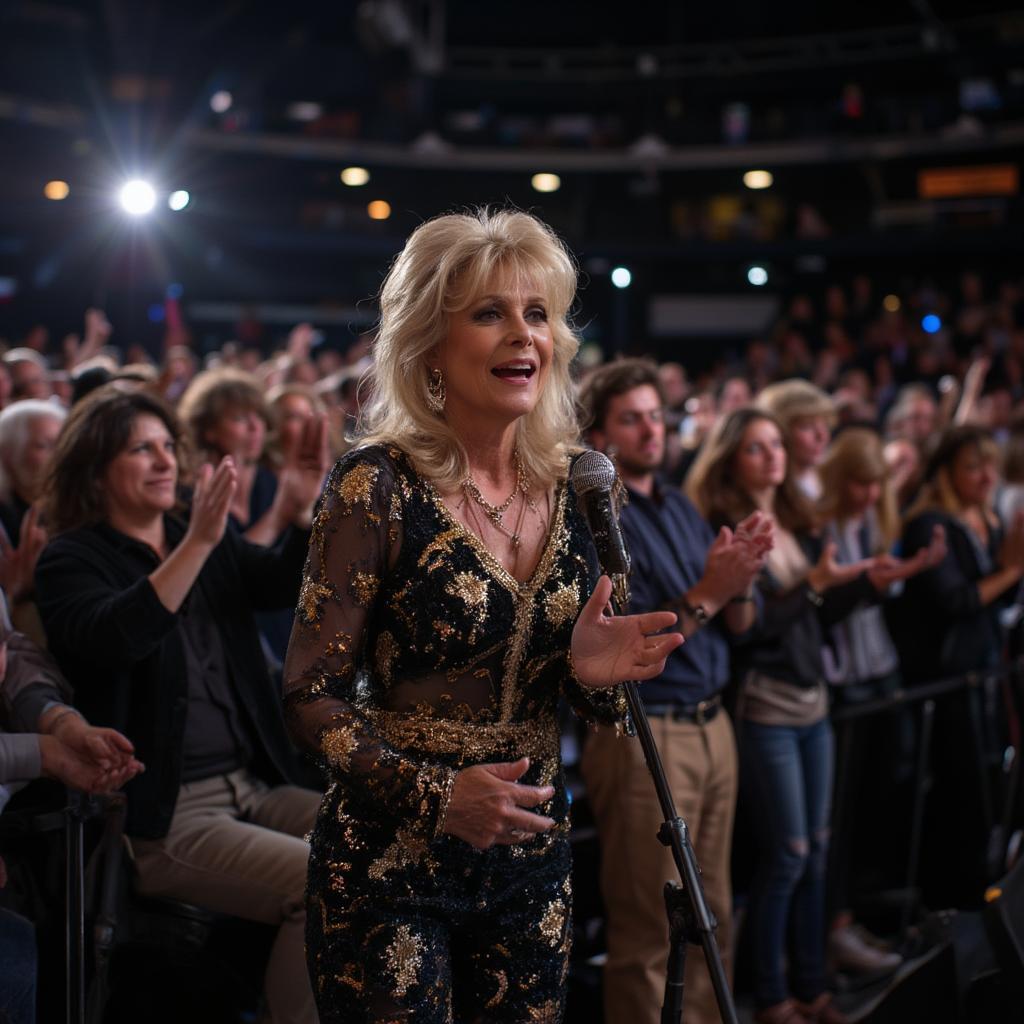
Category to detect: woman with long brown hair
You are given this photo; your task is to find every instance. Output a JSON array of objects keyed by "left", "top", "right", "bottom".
[
  {"left": 687, "top": 409, "right": 911, "bottom": 1024},
  {"left": 35, "top": 384, "right": 328, "bottom": 1023}
]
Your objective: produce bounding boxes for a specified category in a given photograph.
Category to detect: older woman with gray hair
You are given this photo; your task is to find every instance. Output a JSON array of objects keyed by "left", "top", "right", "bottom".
[
  {"left": 283, "top": 208, "right": 682, "bottom": 1023},
  {"left": 0, "top": 401, "right": 65, "bottom": 542},
  {"left": 0, "top": 401, "right": 65, "bottom": 613}
]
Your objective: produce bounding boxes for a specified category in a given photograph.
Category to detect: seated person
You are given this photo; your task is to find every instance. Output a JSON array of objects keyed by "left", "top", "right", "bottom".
[
  {"left": 1, "top": 585, "right": 142, "bottom": 1024},
  {"left": 34, "top": 385, "right": 325, "bottom": 1024},
  {"left": 0, "top": 400, "right": 66, "bottom": 544}
]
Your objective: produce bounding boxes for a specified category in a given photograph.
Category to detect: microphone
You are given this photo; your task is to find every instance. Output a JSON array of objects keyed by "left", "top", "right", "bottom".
[{"left": 570, "top": 450, "right": 630, "bottom": 576}]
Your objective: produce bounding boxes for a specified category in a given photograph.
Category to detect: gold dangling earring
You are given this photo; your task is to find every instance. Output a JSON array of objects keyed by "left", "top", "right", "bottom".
[{"left": 427, "top": 368, "right": 446, "bottom": 413}]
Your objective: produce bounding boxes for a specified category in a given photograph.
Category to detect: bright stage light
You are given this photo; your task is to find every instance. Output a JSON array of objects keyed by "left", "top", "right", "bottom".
[
  {"left": 168, "top": 190, "right": 191, "bottom": 211},
  {"left": 922, "top": 314, "right": 942, "bottom": 334},
  {"left": 611, "top": 267, "right": 632, "bottom": 289},
  {"left": 44, "top": 180, "right": 70, "bottom": 200},
  {"left": 883, "top": 294, "right": 901, "bottom": 313},
  {"left": 531, "top": 173, "right": 561, "bottom": 193},
  {"left": 743, "top": 170, "right": 773, "bottom": 190},
  {"left": 341, "top": 167, "right": 370, "bottom": 187},
  {"left": 210, "top": 90, "right": 233, "bottom": 113},
  {"left": 747, "top": 265, "right": 768, "bottom": 286},
  {"left": 367, "top": 200, "right": 391, "bottom": 220},
  {"left": 119, "top": 180, "right": 156, "bottom": 215}
]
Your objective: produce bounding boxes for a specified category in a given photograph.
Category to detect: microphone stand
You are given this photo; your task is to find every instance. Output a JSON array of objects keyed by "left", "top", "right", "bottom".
[{"left": 608, "top": 572, "right": 739, "bottom": 1024}]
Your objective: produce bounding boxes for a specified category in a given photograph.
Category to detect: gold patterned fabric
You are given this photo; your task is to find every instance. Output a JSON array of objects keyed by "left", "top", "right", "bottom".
[{"left": 282, "top": 445, "right": 626, "bottom": 1022}]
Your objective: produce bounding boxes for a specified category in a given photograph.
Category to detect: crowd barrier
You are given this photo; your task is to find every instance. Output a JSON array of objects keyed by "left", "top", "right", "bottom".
[{"left": 829, "top": 659, "right": 1024, "bottom": 929}]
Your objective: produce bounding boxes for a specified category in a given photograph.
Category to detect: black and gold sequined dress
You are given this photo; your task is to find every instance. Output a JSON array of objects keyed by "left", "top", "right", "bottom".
[{"left": 283, "top": 444, "right": 627, "bottom": 1024}]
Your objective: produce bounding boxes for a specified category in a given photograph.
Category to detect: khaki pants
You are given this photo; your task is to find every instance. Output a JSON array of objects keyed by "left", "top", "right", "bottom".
[
  {"left": 581, "top": 711, "right": 738, "bottom": 1024},
  {"left": 131, "top": 770, "right": 322, "bottom": 1024}
]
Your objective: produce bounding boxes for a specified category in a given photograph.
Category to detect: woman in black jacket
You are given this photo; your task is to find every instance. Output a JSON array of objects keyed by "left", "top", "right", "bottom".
[
  {"left": 891, "top": 425, "right": 1024, "bottom": 907},
  {"left": 34, "top": 385, "right": 327, "bottom": 1024}
]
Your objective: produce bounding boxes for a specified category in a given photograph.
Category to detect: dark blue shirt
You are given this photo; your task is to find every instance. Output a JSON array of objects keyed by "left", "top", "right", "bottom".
[{"left": 620, "top": 481, "right": 730, "bottom": 706}]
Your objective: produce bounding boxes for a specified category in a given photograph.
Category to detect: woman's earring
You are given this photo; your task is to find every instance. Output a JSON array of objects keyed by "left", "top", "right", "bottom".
[{"left": 427, "top": 368, "right": 446, "bottom": 413}]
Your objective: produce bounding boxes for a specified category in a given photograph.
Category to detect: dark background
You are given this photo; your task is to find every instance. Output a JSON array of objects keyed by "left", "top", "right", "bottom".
[{"left": 1, "top": 0, "right": 1022, "bottom": 368}]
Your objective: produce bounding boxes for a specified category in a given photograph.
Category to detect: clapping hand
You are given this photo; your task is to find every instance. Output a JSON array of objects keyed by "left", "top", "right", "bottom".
[
  {"left": 806, "top": 541, "right": 874, "bottom": 594},
  {"left": 867, "top": 524, "right": 948, "bottom": 591},
  {"left": 999, "top": 511, "right": 1024, "bottom": 572},
  {"left": 277, "top": 415, "right": 330, "bottom": 526},
  {"left": 700, "top": 511, "right": 774, "bottom": 606},
  {"left": 735, "top": 511, "right": 774, "bottom": 559},
  {"left": 186, "top": 457, "right": 237, "bottom": 549},
  {"left": 571, "top": 576, "right": 684, "bottom": 688},
  {"left": 0, "top": 505, "right": 48, "bottom": 602}
]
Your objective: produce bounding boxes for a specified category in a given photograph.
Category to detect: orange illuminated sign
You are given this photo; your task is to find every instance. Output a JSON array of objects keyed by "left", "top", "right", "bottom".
[{"left": 918, "top": 165, "right": 1018, "bottom": 198}]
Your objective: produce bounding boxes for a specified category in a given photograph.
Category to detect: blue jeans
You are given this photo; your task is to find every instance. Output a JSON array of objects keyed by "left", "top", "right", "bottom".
[
  {"left": 0, "top": 907, "right": 37, "bottom": 1023},
  {"left": 739, "top": 717, "right": 833, "bottom": 1009}
]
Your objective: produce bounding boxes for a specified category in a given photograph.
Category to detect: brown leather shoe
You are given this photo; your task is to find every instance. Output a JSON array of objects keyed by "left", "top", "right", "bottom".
[
  {"left": 753, "top": 999, "right": 813, "bottom": 1024},
  {"left": 794, "top": 993, "right": 849, "bottom": 1024}
]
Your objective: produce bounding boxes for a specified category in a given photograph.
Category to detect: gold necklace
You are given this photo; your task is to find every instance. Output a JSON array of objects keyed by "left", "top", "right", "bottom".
[{"left": 463, "top": 452, "right": 532, "bottom": 549}]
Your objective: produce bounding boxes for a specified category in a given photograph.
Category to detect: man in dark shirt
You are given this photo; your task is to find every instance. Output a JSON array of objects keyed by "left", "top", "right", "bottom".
[{"left": 578, "top": 360, "right": 770, "bottom": 1024}]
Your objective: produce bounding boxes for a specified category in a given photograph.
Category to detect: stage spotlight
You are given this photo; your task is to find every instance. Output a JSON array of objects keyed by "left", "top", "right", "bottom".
[
  {"left": 743, "top": 170, "right": 773, "bottom": 190},
  {"left": 367, "top": 200, "right": 391, "bottom": 220},
  {"left": 747, "top": 265, "right": 769, "bottom": 286},
  {"left": 341, "top": 167, "right": 370, "bottom": 187},
  {"left": 44, "top": 180, "right": 70, "bottom": 200},
  {"left": 168, "top": 190, "right": 190, "bottom": 211},
  {"left": 922, "top": 314, "right": 942, "bottom": 334},
  {"left": 531, "top": 173, "right": 561, "bottom": 193},
  {"left": 883, "top": 294, "right": 901, "bottom": 313},
  {"left": 119, "top": 180, "right": 157, "bottom": 216},
  {"left": 210, "top": 90, "right": 233, "bottom": 113},
  {"left": 611, "top": 267, "right": 632, "bottom": 289},
  {"left": 119, "top": 180, "right": 156, "bottom": 215}
]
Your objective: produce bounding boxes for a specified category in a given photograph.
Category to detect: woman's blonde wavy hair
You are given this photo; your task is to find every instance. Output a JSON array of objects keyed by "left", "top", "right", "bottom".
[
  {"left": 817, "top": 428, "right": 899, "bottom": 551},
  {"left": 358, "top": 208, "right": 581, "bottom": 490}
]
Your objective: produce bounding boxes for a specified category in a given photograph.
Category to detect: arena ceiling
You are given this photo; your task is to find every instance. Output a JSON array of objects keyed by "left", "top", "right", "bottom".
[{"left": 1, "top": 1, "right": 1022, "bottom": 355}]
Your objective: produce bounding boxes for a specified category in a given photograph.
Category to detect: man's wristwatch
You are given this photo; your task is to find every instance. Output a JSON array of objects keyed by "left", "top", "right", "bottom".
[{"left": 678, "top": 596, "right": 709, "bottom": 627}]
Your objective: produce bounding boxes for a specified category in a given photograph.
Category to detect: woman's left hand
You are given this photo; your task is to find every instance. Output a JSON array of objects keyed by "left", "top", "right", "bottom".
[
  {"left": 279, "top": 415, "right": 330, "bottom": 525},
  {"left": 868, "top": 525, "right": 948, "bottom": 591},
  {"left": 0, "top": 504, "right": 48, "bottom": 602},
  {"left": 571, "top": 575, "right": 684, "bottom": 688}
]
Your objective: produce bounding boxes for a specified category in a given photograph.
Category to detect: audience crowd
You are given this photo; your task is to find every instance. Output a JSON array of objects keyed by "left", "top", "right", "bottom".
[{"left": 1, "top": 269, "right": 1023, "bottom": 1024}]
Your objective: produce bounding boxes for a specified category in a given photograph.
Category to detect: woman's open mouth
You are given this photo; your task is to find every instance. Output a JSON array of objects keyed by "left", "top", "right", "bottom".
[{"left": 491, "top": 362, "right": 536, "bottom": 383}]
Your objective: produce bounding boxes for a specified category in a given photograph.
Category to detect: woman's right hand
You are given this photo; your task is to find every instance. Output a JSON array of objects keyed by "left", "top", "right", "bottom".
[
  {"left": 186, "top": 457, "right": 238, "bottom": 549},
  {"left": 442, "top": 756, "right": 556, "bottom": 850},
  {"left": 0, "top": 504, "right": 48, "bottom": 602},
  {"left": 806, "top": 541, "right": 874, "bottom": 595},
  {"left": 999, "top": 511, "right": 1024, "bottom": 572}
]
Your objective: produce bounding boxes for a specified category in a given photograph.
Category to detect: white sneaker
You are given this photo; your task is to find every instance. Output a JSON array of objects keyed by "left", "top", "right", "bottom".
[{"left": 828, "top": 923, "right": 902, "bottom": 974}]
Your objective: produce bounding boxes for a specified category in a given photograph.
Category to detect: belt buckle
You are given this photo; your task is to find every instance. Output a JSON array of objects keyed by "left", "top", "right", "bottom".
[{"left": 694, "top": 699, "right": 712, "bottom": 726}]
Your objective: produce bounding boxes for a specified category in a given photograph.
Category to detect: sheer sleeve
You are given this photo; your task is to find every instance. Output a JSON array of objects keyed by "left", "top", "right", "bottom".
[
  {"left": 282, "top": 449, "right": 455, "bottom": 839},
  {"left": 562, "top": 668, "right": 632, "bottom": 731}
]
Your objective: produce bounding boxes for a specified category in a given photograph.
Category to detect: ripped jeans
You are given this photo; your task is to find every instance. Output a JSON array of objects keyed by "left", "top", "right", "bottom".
[{"left": 739, "top": 716, "right": 834, "bottom": 1009}]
